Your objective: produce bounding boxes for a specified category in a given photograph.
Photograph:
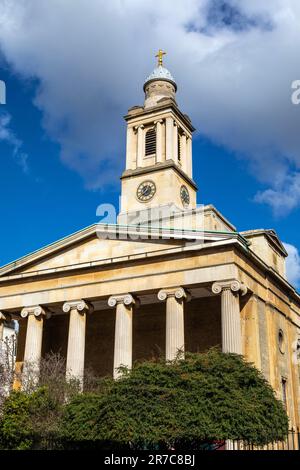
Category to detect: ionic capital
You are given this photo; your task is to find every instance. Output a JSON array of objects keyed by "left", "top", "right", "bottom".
[
  {"left": 108, "top": 293, "right": 138, "bottom": 308},
  {"left": 158, "top": 287, "right": 191, "bottom": 302},
  {"left": 154, "top": 119, "right": 164, "bottom": 125},
  {"left": 62, "top": 300, "right": 93, "bottom": 315},
  {"left": 134, "top": 124, "right": 145, "bottom": 131},
  {"left": 212, "top": 280, "right": 247, "bottom": 296},
  {"left": 0, "top": 312, "right": 11, "bottom": 323},
  {"left": 21, "top": 305, "right": 50, "bottom": 319}
]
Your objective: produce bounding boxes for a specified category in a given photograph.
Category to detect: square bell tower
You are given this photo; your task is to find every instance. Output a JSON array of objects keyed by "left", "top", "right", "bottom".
[{"left": 119, "top": 51, "right": 198, "bottom": 225}]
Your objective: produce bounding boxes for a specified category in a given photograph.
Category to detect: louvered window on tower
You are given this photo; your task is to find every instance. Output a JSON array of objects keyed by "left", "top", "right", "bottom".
[
  {"left": 178, "top": 133, "right": 181, "bottom": 163},
  {"left": 145, "top": 128, "right": 156, "bottom": 156}
]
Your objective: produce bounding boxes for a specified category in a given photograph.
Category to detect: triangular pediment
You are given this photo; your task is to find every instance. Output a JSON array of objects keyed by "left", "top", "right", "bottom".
[
  {"left": 0, "top": 223, "right": 242, "bottom": 278},
  {"left": 241, "top": 228, "right": 288, "bottom": 258},
  {"left": 265, "top": 230, "right": 288, "bottom": 257},
  {"left": 0, "top": 224, "right": 188, "bottom": 277}
]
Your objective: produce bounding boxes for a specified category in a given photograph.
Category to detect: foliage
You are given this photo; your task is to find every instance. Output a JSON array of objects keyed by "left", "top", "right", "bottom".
[
  {"left": 61, "top": 350, "right": 289, "bottom": 450},
  {"left": 0, "top": 388, "right": 60, "bottom": 450},
  {"left": 0, "top": 390, "right": 31, "bottom": 449},
  {"left": 0, "top": 352, "right": 80, "bottom": 450},
  {"left": 0, "top": 350, "right": 289, "bottom": 449}
]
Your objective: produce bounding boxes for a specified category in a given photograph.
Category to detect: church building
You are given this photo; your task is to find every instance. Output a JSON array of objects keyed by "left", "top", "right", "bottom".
[{"left": 0, "top": 51, "right": 299, "bottom": 431}]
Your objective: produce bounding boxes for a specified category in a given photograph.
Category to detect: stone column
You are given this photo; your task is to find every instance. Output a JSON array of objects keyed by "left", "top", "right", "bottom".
[
  {"left": 181, "top": 133, "right": 187, "bottom": 172},
  {"left": 21, "top": 306, "right": 48, "bottom": 380},
  {"left": 165, "top": 116, "right": 173, "bottom": 160},
  {"left": 212, "top": 280, "right": 247, "bottom": 354},
  {"left": 158, "top": 287, "right": 190, "bottom": 361},
  {"left": 108, "top": 294, "right": 137, "bottom": 379},
  {"left": 173, "top": 121, "right": 178, "bottom": 164},
  {"left": 155, "top": 119, "right": 163, "bottom": 163},
  {"left": 63, "top": 300, "right": 92, "bottom": 386},
  {"left": 136, "top": 124, "right": 145, "bottom": 168},
  {"left": 126, "top": 125, "right": 135, "bottom": 170},
  {"left": 186, "top": 137, "right": 192, "bottom": 177}
]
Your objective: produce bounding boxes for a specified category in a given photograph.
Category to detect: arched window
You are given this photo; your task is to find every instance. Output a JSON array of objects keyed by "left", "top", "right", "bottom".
[
  {"left": 278, "top": 329, "right": 285, "bottom": 354},
  {"left": 145, "top": 128, "right": 156, "bottom": 156},
  {"left": 281, "top": 377, "right": 287, "bottom": 409}
]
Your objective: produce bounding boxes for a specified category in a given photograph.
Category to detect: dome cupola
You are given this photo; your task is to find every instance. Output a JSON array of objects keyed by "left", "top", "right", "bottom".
[{"left": 143, "top": 50, "right": 177, "bottom": 108}]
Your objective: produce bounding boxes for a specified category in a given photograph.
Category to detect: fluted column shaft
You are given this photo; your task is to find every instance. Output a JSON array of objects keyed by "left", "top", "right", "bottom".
[
  {"left": 22, "top": 307, "right": 46, "bottom": 365},
  {"left": 21, "top": 306, "right": 48, "bottom": 384},
  {"left": 25, "top": 314, "right": 43, "bottom": 363},
  {"left": 64, "top": 300, "right": 92, "bottom": 386},
  {"left": 221, "top": 288, "right": 241, "bottom": 354},
  {"left": 158, "top": 287, "right": 189, "bottom": 361},
  {"left": 212, "top": 280, "right": 247, "bottom": 354},
  {"left": 108, "top": 294, "right": 137, "bottom": 379}
]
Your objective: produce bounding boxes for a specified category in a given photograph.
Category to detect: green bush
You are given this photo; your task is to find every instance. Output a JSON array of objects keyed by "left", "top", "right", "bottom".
[
  {"left": 0, "top": 387, "right": 62, "bottom": 450},
  {"left": 0, "top": 351, "right": 288, "bottom": 450},
  {"left": 61, "top": 350, "right": 289, "bottom": 450},
  {"left": 0, "top": 391, "right": 32, "bottom": 450}
]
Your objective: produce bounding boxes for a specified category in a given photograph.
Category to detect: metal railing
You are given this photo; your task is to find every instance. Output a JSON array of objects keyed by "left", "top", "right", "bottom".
[{"left": 230, "top": 430, "right": 300, "bottom": 451}]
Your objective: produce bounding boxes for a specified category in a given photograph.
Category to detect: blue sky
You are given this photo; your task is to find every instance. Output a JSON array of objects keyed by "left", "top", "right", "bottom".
[{"left": 0, "top": 0, "right": 299, "bottom": 287}]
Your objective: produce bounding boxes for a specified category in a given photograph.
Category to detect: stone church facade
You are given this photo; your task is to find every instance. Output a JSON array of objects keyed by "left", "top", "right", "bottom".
[{"left": 0, "top": 52, "right": 300, "bottom": 431}]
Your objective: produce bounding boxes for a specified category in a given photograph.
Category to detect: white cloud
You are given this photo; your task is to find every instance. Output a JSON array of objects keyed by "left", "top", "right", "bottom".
[
  {"left": 284, "top": 243, "right": 300, "bottom": 288},
  {"left": 254, "top": 173, "right": 300, "bottom": 217},
  {"left": 0, "top": 0, "right": 299, "bottom": 202},
  {"left": 0, "top": 111, "right": 28, "bottom": 173}
]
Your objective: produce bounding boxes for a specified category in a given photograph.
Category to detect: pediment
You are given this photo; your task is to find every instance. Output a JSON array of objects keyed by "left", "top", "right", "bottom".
[
  {"left": 265, "top": 230, "right": 288, "bottom": 257},
  {"left": 0, "top": 224, "right": 187, "bottom": 277},
  {"left": 241, "top": 228, "right": 288, "bottom": 258}
]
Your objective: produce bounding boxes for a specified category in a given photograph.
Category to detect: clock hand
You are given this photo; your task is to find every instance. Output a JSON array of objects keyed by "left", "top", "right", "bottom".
[{"left": 142, "top": 186, "right": 150, "bottom": 196}]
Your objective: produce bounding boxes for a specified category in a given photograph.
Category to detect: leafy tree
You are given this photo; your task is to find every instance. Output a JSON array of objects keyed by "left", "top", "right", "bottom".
[{"left": 61, "top": 350, "right": 289, "bottom": 450}]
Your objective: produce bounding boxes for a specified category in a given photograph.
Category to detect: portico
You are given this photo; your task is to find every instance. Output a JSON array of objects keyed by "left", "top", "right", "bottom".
[
  {"left": 0, "top": 219, "right": 251, "bottom": 380},
  {"left": 2, "top": 268, "right": 247, "bottom": 383}
]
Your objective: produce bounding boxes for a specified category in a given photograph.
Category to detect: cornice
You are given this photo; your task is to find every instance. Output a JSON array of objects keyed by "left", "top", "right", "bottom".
[
  {"left": 124, "top": 100, "right": 195, "bottom": 132},
  {"left": 121, "top": 160, "right": 198, "bottom": 191},
  {"left": 0, "top": 236, "right": 242, "bottom": 283},
  {"left": 0, "top": 222, "right": 299, "bottom": 307}
]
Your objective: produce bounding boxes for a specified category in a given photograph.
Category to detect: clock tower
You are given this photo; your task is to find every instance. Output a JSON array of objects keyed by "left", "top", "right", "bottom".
[{"left": 119, "top": 51, "right": 197, "bottom": 225}]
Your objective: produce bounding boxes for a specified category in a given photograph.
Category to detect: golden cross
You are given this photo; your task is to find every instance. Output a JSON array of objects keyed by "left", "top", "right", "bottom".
[{"left": 155, "top": 49, "right": 166, "bottom": 67}]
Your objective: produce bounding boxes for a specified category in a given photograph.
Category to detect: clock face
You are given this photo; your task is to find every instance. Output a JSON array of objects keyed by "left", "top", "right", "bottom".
[
  {"left": 137, "top": 180, "right": 156, "bottom": 202},
  {"left": 180, "top": 185, "right": 190, "bottom": 207}
]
